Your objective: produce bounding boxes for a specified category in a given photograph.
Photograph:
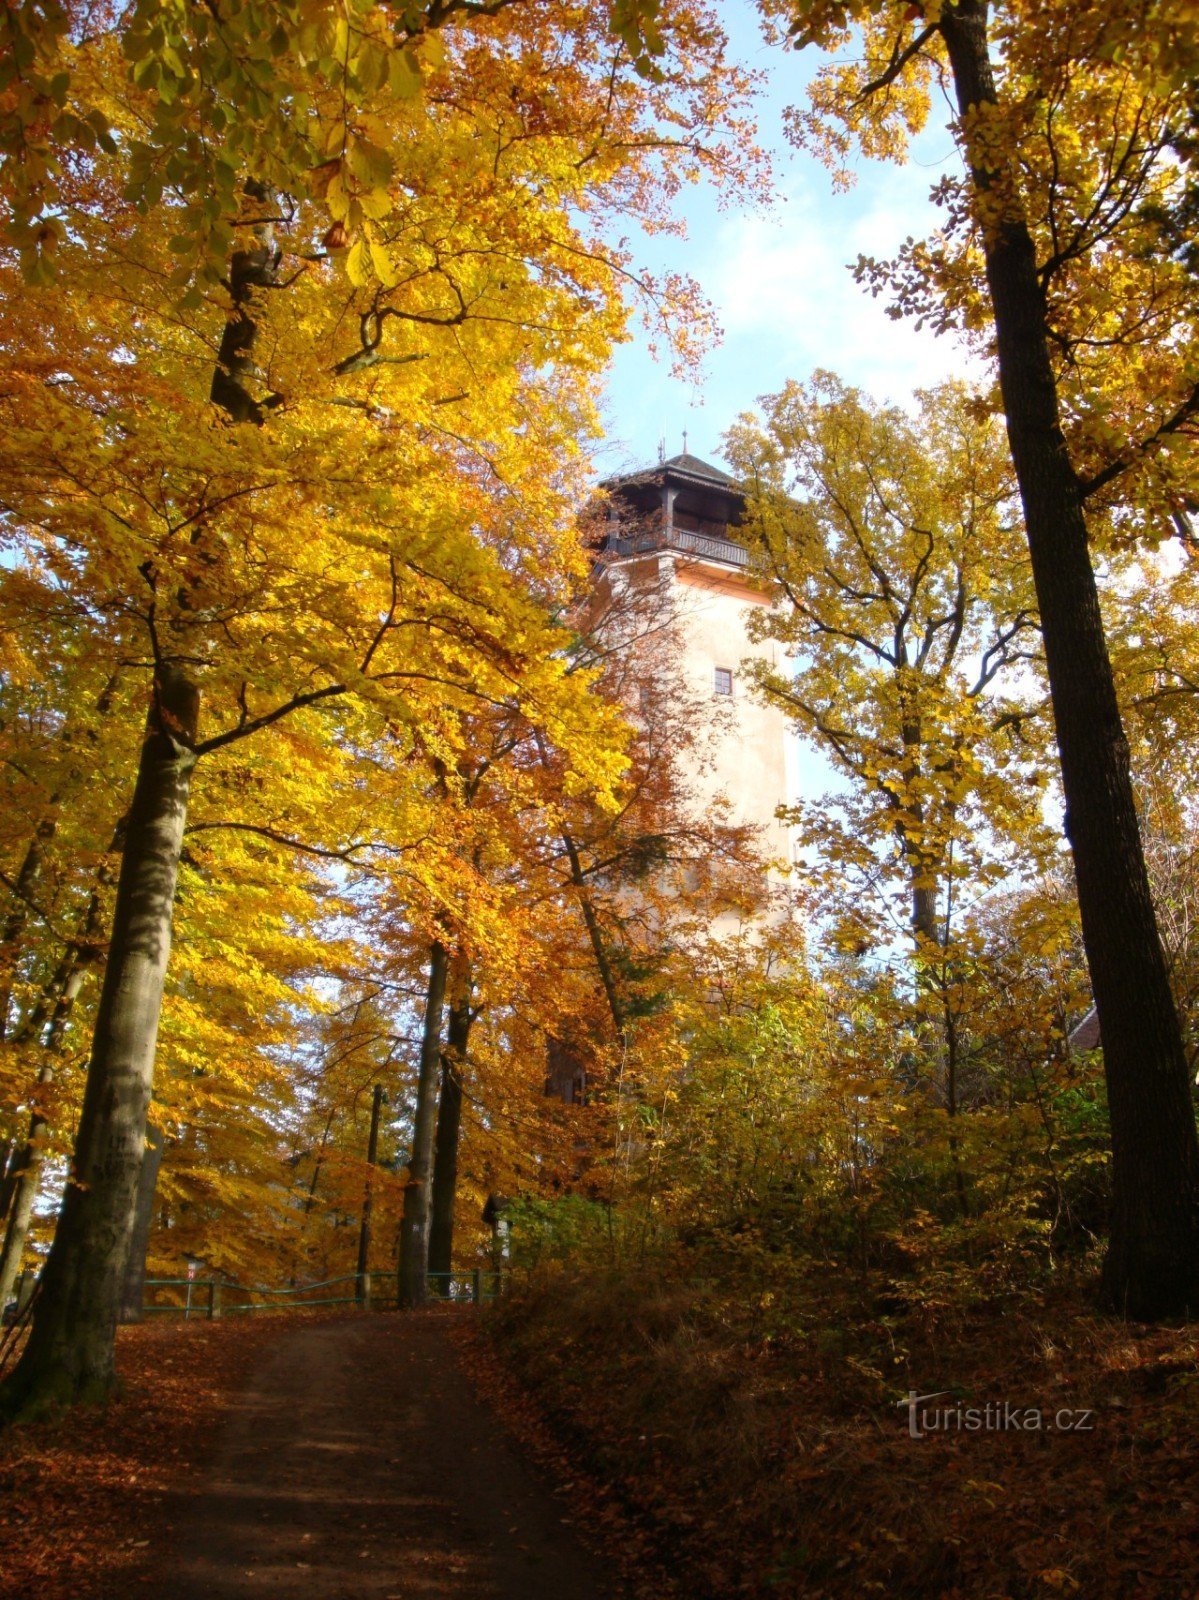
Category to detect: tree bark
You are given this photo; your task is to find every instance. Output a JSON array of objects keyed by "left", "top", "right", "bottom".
[
  {"left": 209, "top": 180, "right": 281, "bottom": 423},
  {"left": 397, "top": 940, "right": 449, "bottom": 1310},
  {"left": 941, "top": 0, "right": 1199, "bottom": 1316},
  {"left": 429, "top": 983, "right": 473, "bottom": 1287},
  {"left": 0, "top": 1135, "right": 42, "bottom": 1314},
  {"left": 118, "top": 1118, "right": 165, "bottom": 1324},
  {"left": 355, "top": 1083, "right": 384, "bottom": 1300},
  {"left": 0, "top": 664, "right": 199, "bottom": 1417}
]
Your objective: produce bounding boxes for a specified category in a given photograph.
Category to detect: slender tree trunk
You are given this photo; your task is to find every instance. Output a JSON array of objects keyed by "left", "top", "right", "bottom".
[
  {"left": 0, "top": 1063, "right": 55, "bottom": 1314},
  {"left": 5, "top": 816, "right": 122, "bottom": 1057},
  {"left": 941, "top": 0, "right": 1199, "bottom": 1316},
  {"left": 0, "top": 674, "right": 120, "bottom": 1045},
  {"left": 0, "top": 814, "right": 58, "bottom": 1041},
  {"left": 397, "top": 941, "right": 449, "bottom": 1310},
  {"left": 0, "top": 1141, "right": 16, "bottom": 1226},
  {"left": 0, "top": 1138, "right": 42, "bottom": 1313},
  {"left": 0, "top": 873, "right": 112, "bottom": 1310},
  {"left": 356, "top": 1083, "right": 384, "bottom": 1300},
  {"left": 429, "top": 984, "right": 473, "bottom": 1288},
  {"left": 894, "top": 714, "right": 940, "bottom": 945},
  {"left": 911, "top": 881, "right": 938, "bottom": 946},
  {"left": 209, "top": 179, "right": 281, "bottom": 424},
  {"left": 0, "top": 665, "right": 199, "bottom": 1417},
  {"left": 118, "top": 1119, "right": 165, "bottom": 1324},
  {"left": 940, "top": 970, "right": 971, "bottom": 1219},
  {"left": 560, "top": 830, "right": 625, "bottom": 1039}
]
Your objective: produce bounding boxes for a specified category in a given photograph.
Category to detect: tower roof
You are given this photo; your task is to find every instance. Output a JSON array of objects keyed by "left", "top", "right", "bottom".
[
  {"left": 660, "top": 451, "right": 737, "bottom": 486},
  {"left": 602, "top": 451, "right": 739, "bottom": 494}
]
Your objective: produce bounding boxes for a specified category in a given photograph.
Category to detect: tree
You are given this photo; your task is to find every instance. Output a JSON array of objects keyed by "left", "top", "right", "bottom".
[
  {"left": 1, "top": 0, "right": 716, "bottom": 283},
  {"left": 2, "top": 0, "right": 758, "bottom": 1412},
  {"left": 766, "top": 0, "right": 1199, "bottom": 1314},
  {"left": 397, "top": 940, "right": 450, "bottom": 1305},
  {"left": 429, "top": 973, "right": 474, "bottom": 1283},
  {"left": 728, "top": 376, "right": 1060, "bottom": 1214},
  {"left": 727, "top": 375, "right": 1047, "bottom": 952}
]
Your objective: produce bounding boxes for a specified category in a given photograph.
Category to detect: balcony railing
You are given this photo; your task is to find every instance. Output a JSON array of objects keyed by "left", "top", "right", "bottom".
[{"left": 605, "top": 526, "right": 749, "bottom": 569}]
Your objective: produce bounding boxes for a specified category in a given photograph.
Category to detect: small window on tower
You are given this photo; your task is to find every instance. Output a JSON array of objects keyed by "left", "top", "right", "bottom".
[{"left": 713, "top": 666, "right": 733, "bottom": 696}]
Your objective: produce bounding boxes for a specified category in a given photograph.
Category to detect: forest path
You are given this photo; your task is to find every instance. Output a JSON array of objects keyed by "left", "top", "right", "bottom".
[{"left": 140, "top": 1311, "right": 623, "bottom": 1600}]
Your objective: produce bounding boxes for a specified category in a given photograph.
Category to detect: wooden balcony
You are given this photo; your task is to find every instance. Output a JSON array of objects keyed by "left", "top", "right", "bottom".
[{"left": 602, "top": 525, "right": 750, "bottom": 570}]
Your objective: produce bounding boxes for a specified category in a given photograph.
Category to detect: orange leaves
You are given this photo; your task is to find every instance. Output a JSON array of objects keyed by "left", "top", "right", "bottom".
[{"left": 0, "top": 1319, "right": 280, "bottom": 1600}]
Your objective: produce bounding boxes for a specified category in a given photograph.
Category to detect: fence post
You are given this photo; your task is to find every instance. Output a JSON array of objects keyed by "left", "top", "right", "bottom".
[
  {"left": 472, "top": 1268, "right": 481, "bottom": 1304},
  {"left": 207, "top": 1280, "right": 222, "bottom": 1320},
  {"left": 15, "top": 1269, "right": 35, "bottom": 1314},
  {"left": 361, "top": 1271, "right": 372, "bottom": 1312}
]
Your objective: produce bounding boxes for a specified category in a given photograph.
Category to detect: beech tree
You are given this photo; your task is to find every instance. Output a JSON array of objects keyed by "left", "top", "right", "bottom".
[
  {"left": 0, "top": 0, "right": 755, "bottom": 1414},
  {"left": 765, "top": 0, "right": 1199, "bottom": 1315}
]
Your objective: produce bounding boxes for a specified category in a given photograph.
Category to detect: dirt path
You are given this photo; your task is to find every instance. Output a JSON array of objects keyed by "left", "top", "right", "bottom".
[{"left": 138, "top": 1311, "right": 624, "bottom": 1600}]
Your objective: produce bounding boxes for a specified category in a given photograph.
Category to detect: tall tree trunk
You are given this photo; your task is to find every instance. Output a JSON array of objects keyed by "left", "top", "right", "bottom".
[
  {"left": 0, "top": 664, "right": 199, "bottom": 1417},
  {"left": 355, "top": 1083, "right": 384, "bottom": 1300},
  {"left": 897, "top": 716, "right": 940, "bottom": 947},
  {"left": 397, "top": 940, "right": 449, "bottom": 1310},
  {"left": 941, "top": 0, "right": 1199, "bottom": 1317},
  {"left": 118, "top": 1119, "right": 165, "bottom": 1324},
  {"left": 429, "top": 980, "right": 473, "bottom": 1288},
  {"left": 0, "top": 190, "right": 281, "bottom": 1420}
]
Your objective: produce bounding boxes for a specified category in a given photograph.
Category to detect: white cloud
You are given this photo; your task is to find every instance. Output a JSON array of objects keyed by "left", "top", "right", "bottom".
[{"left": 704, "top": 166, "right": 981, "bottom": 409}]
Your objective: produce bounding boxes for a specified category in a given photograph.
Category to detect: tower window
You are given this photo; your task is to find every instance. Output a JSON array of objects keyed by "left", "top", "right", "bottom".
[{"left": 713, "top": 666, "right": 733, "bottom": 696}]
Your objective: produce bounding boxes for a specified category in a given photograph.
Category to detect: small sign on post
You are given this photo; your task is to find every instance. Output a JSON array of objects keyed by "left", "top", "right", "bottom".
[{"left": 183, "top": 1253, "right": 204, "bottom": 1321}]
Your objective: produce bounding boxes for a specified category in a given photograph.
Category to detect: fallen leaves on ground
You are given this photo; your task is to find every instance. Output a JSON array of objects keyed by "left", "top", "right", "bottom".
[
  {"left": 482, "top": 1271, "right": 1199, "bottom": 1600},
  {"left": 454, "top": 1313, "right": 683, "bottom": 1600},
  {"left": 0, "top": 1316, "right": 302, "bottom": 1600}
]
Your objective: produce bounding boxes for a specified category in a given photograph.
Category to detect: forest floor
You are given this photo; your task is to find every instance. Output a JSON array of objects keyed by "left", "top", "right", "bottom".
[
  {"left": 0, "top": 1309, "right": 628, "bottom": 1600},
  {"left": 483, "top": 1269, "right": 1199, "bottom": 1600},
  {"left": 6, "top": 1281, "right": 1198, "bottom": 1600}
]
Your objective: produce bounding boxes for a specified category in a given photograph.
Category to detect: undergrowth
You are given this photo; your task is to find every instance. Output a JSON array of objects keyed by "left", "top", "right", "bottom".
[{"left": 487, "top": 1260, "right": 1199, "bottom": 1599}]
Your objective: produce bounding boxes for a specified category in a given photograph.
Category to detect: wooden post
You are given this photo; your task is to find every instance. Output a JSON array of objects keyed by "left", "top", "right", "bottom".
[
  {"left": 472, "top": 1268, "right": 481, "bottom": 1305},
  {"left": 207, "top": 1280, "right": 221, "bottom": 1320},
  {"left": 361, "top": 1271, "right": 372, "bottom": 1312},
  {"left": 15, "top": 1269, "right": 36, "bottom": 1315}
]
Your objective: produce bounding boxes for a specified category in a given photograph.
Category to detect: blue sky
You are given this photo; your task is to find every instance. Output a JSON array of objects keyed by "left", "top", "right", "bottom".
[{"left": 597, "top": 1, "right": 972, "bottom": 478}]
